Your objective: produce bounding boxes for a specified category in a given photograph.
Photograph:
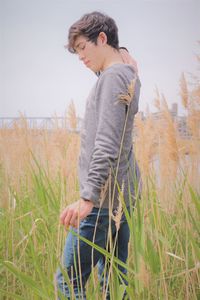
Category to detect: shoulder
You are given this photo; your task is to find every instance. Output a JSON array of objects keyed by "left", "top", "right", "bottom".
[
  {"left": 104, "top": 63, "right": 136, "bottom": 75},
  {"left": 98, "top": 64, "right": 138, "bottom": 86}
]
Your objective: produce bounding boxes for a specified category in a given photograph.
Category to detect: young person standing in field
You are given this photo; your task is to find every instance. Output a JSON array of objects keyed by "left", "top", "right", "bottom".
[{"left": 56, "top": 11, "right": 141, "bottom": 299}]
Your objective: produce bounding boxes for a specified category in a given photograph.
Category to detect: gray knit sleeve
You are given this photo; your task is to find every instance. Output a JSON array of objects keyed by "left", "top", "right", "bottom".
[{"left": 80, "top": 70, "right": 138, "bottom": 204}]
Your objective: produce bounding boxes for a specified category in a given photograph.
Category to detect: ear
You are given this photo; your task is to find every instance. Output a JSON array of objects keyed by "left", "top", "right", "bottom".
[{"left": 98, "top": 32, "right": 107, "bottom": 46}]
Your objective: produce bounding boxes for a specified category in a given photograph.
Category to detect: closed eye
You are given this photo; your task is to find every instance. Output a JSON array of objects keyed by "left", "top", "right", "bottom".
[
  {"left": 79, "top": 44, "right": 85, "bottom": 50},
  {"left": 74, "top": 40, "right": 89, "bottom": 54}
]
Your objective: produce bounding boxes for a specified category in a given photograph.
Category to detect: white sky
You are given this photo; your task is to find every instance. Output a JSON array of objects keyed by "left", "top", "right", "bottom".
[{"left": 0, "top": 0, "right": 200, "bottom": 118}]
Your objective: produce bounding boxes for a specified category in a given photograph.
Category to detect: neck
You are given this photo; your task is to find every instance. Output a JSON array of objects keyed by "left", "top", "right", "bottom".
[{"left": 101, "top": 47, "right": 123, "bottom": 71}]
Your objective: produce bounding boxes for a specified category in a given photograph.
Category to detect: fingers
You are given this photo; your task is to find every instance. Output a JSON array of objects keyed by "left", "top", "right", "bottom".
[
  {"left": 60, "top": 199, "right": 93, "bottom": 229},
  {"left": 60, "top": 207, "right": 79, "bottom": 229},
  {"left": 69, "top": 211, "right": 79, "bottom": 228},
  {"left": 63, "top": 210, "right": 73, "bottom": 228},
  {"left": 60, "top": 207, "right": 69, "bottom": 225}
]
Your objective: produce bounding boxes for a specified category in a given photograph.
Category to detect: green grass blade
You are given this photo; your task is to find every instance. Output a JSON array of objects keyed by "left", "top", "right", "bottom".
[{"left": 2, "top": 261, "right": 49, "bottom": 299}]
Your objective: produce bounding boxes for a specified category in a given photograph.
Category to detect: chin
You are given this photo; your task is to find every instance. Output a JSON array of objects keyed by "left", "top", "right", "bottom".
[
  {"left": 87, "top": 63, "right": 101, "bottom": 73},
  {"left": 92, "top": 67, "right": 101, "bottom": 73}
]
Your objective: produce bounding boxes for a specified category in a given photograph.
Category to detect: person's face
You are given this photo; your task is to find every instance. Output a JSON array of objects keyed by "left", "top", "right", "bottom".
[{"left": 73, "top": 35, "right": 105, "bottom": 73}]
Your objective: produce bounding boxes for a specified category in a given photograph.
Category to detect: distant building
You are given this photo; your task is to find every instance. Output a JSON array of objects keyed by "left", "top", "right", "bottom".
[
  {"left": 170, "top": 103, "right": 178, "bottom": 118},
  {"left": 176, "top": 116, "right": 191, "bottom": 139},
  {"left": 133, "top": 103, "right": 191, "bottom": 139}
]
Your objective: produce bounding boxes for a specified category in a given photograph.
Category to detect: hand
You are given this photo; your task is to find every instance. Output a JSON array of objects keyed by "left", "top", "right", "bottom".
[
  {"left": 119, "top": 48, "right": 138, "bottom": 74},
  {"left": 60, "top": 198, "right": 94, "bottom": 229}
]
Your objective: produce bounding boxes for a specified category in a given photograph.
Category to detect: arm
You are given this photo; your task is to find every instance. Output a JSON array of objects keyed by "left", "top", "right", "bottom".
[
  {"left": 81, "top": 71, "right": 137, "bottom": 205},
  {"left": 59, "top": 73, "right": 125, "bottom": 228},
  {"left": 60, "top": 70, "right": 138, "bottom": 228},
  {"left": 119, "top": 47, "right": 138, "bottom": 74}
]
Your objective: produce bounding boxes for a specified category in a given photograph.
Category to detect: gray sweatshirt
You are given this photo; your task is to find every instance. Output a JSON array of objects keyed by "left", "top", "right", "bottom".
[{"left": 79, "top": 63, "right": 141, "bottom": 209}]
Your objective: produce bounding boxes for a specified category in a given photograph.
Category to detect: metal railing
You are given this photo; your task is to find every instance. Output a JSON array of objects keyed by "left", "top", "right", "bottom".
[{"left": 0, "top": 117, "right": 82, "bottom": 131}]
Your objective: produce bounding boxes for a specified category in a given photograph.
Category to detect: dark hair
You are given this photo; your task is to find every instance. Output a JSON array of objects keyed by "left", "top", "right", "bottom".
[{"left": 67, "top": 11, "right": 119, "bottom": 53}]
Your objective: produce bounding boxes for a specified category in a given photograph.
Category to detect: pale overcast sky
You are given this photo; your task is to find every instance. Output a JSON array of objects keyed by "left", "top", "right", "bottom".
[{"left": 0, "top": 0, "right": 200, "bottom": 118}]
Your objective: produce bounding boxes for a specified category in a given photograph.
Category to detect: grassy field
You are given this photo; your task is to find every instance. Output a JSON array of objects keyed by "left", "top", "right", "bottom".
[{"left": 0, "top": 75, "right": 200, "bottom": 299}]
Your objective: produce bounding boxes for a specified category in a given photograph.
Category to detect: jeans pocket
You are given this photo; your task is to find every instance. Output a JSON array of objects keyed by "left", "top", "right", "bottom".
[{"left": 80, "top": 207, "right": 110, "bottom": 233}]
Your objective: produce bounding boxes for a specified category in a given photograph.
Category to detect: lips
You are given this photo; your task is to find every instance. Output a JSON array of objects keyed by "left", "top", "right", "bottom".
[{"left": 84, "top": 60, "right": 90, "bottom": 66}]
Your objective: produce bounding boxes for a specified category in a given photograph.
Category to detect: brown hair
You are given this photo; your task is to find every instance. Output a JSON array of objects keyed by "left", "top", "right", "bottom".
[{"left": 67, "top": 11, "right": 119, "bottom": 53}]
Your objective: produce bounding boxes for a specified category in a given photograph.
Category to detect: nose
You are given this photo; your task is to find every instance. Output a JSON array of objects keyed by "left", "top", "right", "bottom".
[{"left": 78, "top": 51, "right": 85, "bottom": 61}]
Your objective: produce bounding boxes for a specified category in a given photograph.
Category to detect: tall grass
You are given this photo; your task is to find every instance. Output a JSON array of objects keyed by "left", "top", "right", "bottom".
[{"left": 0, "top": 70, "right": 199, "bottom": 299}]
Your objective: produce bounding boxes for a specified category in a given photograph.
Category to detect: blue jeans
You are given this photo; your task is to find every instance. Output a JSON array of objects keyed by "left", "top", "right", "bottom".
[{"left": 56, "top": 207, "right": 130, "bottom": 299}]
